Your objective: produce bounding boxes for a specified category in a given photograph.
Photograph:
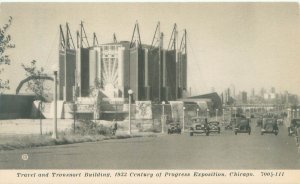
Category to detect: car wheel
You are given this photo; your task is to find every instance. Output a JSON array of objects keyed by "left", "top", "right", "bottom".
[
  {"left": 190, "top": 132, "right": 193, "bottom": 136},
  {"left": 235, "top": 131, "right": 237, "bottom": 135},
  {"left": 218, "top": 127, "right": 221, "bottom": 134},
  {"left": 275, "top": 132, "right": 278, "bottom": 136},
  {"left": 206, "top": 132, "right": 209, "bottom": 136},
  {"left": 248, "top": 131, "right": 251, "bottom": 135}
]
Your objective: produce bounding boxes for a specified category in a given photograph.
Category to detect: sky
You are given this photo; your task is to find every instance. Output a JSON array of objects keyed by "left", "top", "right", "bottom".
[{"left": 0, "top": 3, "right": 300, "bottom": 96}]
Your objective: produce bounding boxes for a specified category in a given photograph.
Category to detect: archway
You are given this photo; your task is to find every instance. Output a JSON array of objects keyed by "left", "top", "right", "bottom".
[{"left": 16, "top": 75, "right": 54, "bottom": 94}]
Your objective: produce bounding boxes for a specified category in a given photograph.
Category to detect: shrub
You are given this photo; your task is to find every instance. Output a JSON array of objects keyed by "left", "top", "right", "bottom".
[{"left": 73, "top": 120, "right": 113, "bottom": 136}]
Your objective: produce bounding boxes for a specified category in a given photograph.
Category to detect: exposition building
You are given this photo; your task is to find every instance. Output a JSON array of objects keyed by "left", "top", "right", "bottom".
[{"left": 58, "top": 21, "right": 188, "bottom": 105}]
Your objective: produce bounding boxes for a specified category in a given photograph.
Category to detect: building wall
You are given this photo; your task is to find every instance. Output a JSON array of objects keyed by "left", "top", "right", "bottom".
[
  {"left": 58, "top": 49, "right": 76, "bottom": 102},
  {"left": 80, "top": 48, "right": 90, "bottom": 96},
  {"left": 129, "top": 47, "right": 145, "bottom": 101},
  {"left": 148, "top": 48, "right": 161, "bottom": 101},
  {"left": 89, "top": 49, "right": 97, "bottom": 88},
  {"left": 58, "top": 50, "right": 65, "bottom": 100},
  {"left": 165, "top": 50, "right": 177, "bottom": 101},
  {"left": 65, "top": 49, "right": 76, "bottom": 101}
]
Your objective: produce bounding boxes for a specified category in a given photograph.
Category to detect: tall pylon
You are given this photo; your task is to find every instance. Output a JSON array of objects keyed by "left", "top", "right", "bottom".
[
  {"left": 113, "top": 33, "right": 118, "bottom": 43},
  {"left": 65, "top": 23, "right": 75, "bottom": 50},
  {"left": 59, "top": 25, "right": 65, "bottom": 51},
  {"left": 130, "top": 21, "right": 142, "bottom": 48},
  {"left": 78, "top": 21, "right": 90, "bottom": 48},
  {"left": 167, "top": 23, "right": 177, "bottom": 51},
  {"left": 149, "top": 21, "right": 164, "bottom": 102},
  {"left": 93, "top": 32, "right": 99, "bottom": 47}
]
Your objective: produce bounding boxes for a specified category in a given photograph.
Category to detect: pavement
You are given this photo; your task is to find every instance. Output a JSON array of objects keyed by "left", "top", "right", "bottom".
[{"left": 0, "top": 119, "right": 299, "bottom": 169}]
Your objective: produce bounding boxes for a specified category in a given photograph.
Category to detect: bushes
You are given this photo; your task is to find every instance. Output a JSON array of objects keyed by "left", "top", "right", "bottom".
[{"left": 73, "top": 120, "right": 113, "bottom": 136}]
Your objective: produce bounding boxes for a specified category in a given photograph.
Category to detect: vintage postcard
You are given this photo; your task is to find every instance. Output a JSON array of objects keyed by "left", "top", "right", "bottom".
[{"left": 0, "top": 2, "right": 299, "bottom": 184}]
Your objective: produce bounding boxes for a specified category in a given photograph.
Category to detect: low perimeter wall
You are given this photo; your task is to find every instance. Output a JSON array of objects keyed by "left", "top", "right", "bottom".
[{"left": 0, "top": 94, "right": 35, "bottom": 119}]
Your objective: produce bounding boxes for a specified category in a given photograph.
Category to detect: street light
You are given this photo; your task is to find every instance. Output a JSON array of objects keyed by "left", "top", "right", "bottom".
[
  {"left": 161, "top": 101, "right": 165, "bottom": 133},
  {"left": 216, "top": 109, "right": 218, "bottom": 121},
  {"left": 235, "top": 108, "right": 237, "bottom": 119},
  {"left": 197, "top": 108, "right": 199, "bottom": 117},
  {"left": 52, "top": 71, "right": 58, "bottom": 139},
  {"left": 222, "top": 108, "right": 225, "bottom": 122},
  {"left": 206, "top": 109, "right": 210, "bottom": 119},
  {"left": 292, "top": 109, "right": 295, "bottom": 119},
  {"left": 128, "top": 89, "right": 133, "bottom": 135},
  {"left": 183, "top": 106, "right": 186, "bottom": 132},
  {"left": 287, "top": 108, "right": 291, "bottom": 120}
]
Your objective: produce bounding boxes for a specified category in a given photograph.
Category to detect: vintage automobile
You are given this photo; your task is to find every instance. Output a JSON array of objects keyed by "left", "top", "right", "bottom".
[
  {"left": 190, "top": 117, "right": 210, "bottom": 136},
  {"left": 234, "top": 118, "right": 251, "bottom": 135},
  {"left": 277, "top": 119, "right": 284, "bottom": 126},
  {"left": 288, "top": 119, "right": 300, "bottom": 136},
  {"left": 261, "top": 118, "right": 279, "bottom": 135},
  {"left": 167, "top": 123, "right": 182, "bottom": 134},
  {"left": 256, "top": 118, "right": 263, "bottom": 127},
  {"left": 208, "top": 121, "right": 221, "bottom": 134}
]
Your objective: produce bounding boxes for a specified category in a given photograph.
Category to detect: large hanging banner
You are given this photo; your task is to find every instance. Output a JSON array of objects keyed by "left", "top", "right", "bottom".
[
  {"left": 169, "top": 101, "right": 184, "bottom": 121},
  {"left": 135, "top": 101, "right": 152, "bottom": 120}
]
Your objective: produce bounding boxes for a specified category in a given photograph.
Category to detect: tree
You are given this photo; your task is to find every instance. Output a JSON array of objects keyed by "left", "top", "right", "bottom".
[
  {"left": 21, "top": 60, "right": 50, "bottom": 135},
  {"left": 0, "top": 16, "right": 15, "bottom": 92}
]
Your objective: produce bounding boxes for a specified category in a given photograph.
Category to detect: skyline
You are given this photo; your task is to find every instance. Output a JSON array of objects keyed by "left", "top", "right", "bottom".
[{"left": 1, "top": 3, "right": 300, "bottom": 96}]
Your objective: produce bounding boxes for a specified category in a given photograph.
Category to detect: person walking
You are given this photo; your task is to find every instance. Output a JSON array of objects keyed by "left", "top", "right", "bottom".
[{"left": 112, "top": 119, "right": 118, "bottom": 136}]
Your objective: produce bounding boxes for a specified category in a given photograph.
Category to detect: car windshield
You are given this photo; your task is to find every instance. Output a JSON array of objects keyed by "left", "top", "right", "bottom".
[
  {"left": 194, "top": 119, "right": 206, "bottom": 124},
  {"left": 237, "top": 119, "right": 249, "bottom": 125}
]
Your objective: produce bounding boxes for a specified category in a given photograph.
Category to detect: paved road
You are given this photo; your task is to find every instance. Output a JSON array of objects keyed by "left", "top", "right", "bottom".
[{"left": 1, "top": 120, "right": 300, "bottom": 169}]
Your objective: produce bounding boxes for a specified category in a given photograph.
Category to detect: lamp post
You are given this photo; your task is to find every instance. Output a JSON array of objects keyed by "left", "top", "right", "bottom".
[
  {"left": 183, "top": 106, "right": 186, "bottom": 132},
  {"left": 222, "top": 108, "right": 225, "bottom": 122},
  {"left": 216, "top": 109, "right": 218, "bottom": 121},
  {"left": 206, "top": 109, "right": 209, "bottom": 119},
  {"left": 235, "top": 108, "right": 237, "bottom": 119},
  {"left": 52, "top": 71, "right": 58, "bottom": 139},
  {"left": 161, "top": 101, "right": 165, "bottom": 133},
  {"left": 128, "top": 89, "right": 133, "bottom": 135},
  {"left": 287, "top": 108, "right": 291, "bottom": 120},
  {"left": 292, "top": 109, "right": 295, "bottom": 119},
  {"left": 197, "top": 108, "right": 199, "bottom": 117}
]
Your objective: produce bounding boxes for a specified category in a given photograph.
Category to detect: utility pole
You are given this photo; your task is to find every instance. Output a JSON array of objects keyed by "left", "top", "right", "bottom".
[{"left": 52, "top": 71, "right": 58, "bottom": 139}]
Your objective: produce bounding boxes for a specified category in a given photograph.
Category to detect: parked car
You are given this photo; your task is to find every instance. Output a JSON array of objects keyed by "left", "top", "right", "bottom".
[
  {"left": 190, "top": 117, "right": 210, "bottom": 136},
  {"left": 288, "top": 119, "right": 300, "bottom": 136},
  {"left": 208, "top": 121, "right": 221, "bottom": 134},
  {"left": 167, "top": 123, "right": 181, "bottom": 134},
  {"left": 277, "top": 119, "right": 284, "bottom": 126},
  {"left": 256, "top": 118, "right": 263, "bottom": 127},
  {"left": 261, "top": 118, "right": 278, "bottom": 135},
  {"left": 234, "top": 118, "right": 251, "bottom": 135}
]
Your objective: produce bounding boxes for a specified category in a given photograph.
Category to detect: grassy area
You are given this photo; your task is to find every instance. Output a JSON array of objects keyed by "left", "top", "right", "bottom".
[
  {"left": 0, "top": 120, "right": 158, "bottom": 151},
  {"left": 0, "top": 132, "right": 157, "bottom": 151}
]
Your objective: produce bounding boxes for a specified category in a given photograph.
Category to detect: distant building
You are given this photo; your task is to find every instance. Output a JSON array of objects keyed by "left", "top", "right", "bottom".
[{"left": 241, "top": 91, "right": 247, "bottom": 104}]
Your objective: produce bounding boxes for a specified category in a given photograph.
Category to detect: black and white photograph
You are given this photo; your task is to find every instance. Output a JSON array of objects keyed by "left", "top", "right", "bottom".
[{"left": 0, "top": 2, "right": 300, "bottom": 183}]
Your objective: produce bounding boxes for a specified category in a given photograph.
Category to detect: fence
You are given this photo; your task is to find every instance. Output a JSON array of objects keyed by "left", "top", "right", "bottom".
[{"left": 73, "top": 101, "right": 232, "bottom": 132}]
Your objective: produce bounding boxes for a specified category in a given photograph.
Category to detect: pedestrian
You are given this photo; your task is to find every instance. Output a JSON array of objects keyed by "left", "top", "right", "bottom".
[{"left": 112, "top": 119, "right": 118, "bottom": 135}]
